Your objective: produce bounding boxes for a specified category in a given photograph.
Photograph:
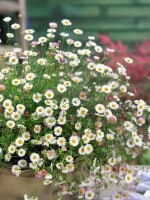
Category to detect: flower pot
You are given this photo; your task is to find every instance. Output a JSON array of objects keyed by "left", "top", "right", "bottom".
[{"left": 0, "top": 168, "right": 77, "bottom": 200}]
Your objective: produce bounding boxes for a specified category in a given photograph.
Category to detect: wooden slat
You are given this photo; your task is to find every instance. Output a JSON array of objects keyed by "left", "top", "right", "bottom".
[
  {"left": 60, "top": 6, "right": 100, "bottom": 17},
  {"left": 108, "top": 7, "right": 150, "bottom": 17},
  {"left": 108, "top": 31, "right": 150, "bottom": 41},
  {"left": 50, "top": 0, "right": 134, "bottom": 6}
]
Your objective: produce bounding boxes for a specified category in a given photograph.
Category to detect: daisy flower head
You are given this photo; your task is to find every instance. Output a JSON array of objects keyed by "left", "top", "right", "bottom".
[
  {"left": 61, "top": 19, "right": 72, "bottom": 26},
  {"left": 24, "top": 34, "right": 34, "bottom": 41},
  {"left": 30, "top": 153, "right": 40, "bottom": 163},
  {"left": 124, "top": 57, "right": 133, "bottom": 64},
  {"left": 45, "top": 89, "right": 54, "bottom": 99},
  {"left": 85, "top": 190, "right": 95, "bottom": 200},
  {"left": 16, "top": 137, "right": 24, "bottom": 147},
  {"left": 54, "top": 126, "right": 62, "bottom": 136},
  {"left": 77, "top": 107, "right": 88, "bottom": 118},
  {"left": 6, "top": 120, "right": 15, "bottom": 128},
  {"left": 11, "top": 23, "right": 20, "bottom": 29},
  {"left": 69, "top": 135, "right": 79, "bottom": 147},
  {"left": 84, "top": 144, "right": 93, "bottom": 154},
  {"left": 73, "top": 29, "right": 83, "bottom": 34},
  {"left": 95, "top": 104, "right": 105, "bottom": 114},
  {"left": 3, "top": 17, "right": 11, "bottom": 22},
  {"left": 57, "top": 137, "right": 66, "bottom": 147},
  {"left": 9, "top": 56, "right": 18, "bottom": 65}
]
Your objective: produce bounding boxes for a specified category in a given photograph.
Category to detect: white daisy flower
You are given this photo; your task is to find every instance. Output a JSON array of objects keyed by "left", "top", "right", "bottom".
[
  {"left": 57, "top": 137, "right": 66, "bottom": 146},
  {"left": 9, "top": 56, "right": 18, "bottom": 65},
  {"left": 57, "top": 116, "right": 66, "bottom": 125},
  {"left": 69, "top": 135, "right": 79, "bottom": 147},
  {"left": 30, "top": 153, "right": 40, "bottom": 163},
  {"left": 37, "top": 58, "right": 47, "bottom": 65},
  {"left": 85, "top": 190, "right": 95, "bottom": 200},
  {"left": 72, "top": 98, "right": 81, "bottom": 106},
  {"left": 18, "top": 148, "right": 26, "bottom": 157},
  {"left": 18, "top": 159, "right": 28, "bottom": 168},
  {"left": 8, "top": 145, "right": 16, "bottom": 154},
  {"left": 24, "top": 34, "right": 33, "bottom": 41},
  {"left": 16, "top": 137, "right": 24, "bottom": 147},
  {"left": 33, "top": 93, "right": 42, "bottom": 103},
  {"left": 77, "top": 107, "right": 88, "bottom": 118},
  {"left": 33, "top": 125, "right": 41, "bottom": 133},
  {"left": 36, "top": 106, "right": 44, "bottom": 115},
  {"left": 11, "top": 111, "right": 21, "bottom": 121},
  {"left": 125, "top": 174, "right": 133, "bottom": 183},
  {"left": 95, "top": 104, "right": 105, "bottom": 114},
  {"left": 78, "top": 146, "right": 85, "bottom": 155},
  {"left": 124, "top": 57, "right": 133, "bottom": 64},
  {"left": 57, "top": 84, "right": 67, "bottom": 93},
  {"left": 16, "top": 104, "right": 25, "bottom": 113},
  {"left": 38, "top": 37, "right": 47, "bottom": 43},
  {"left": 6, "top": 120, "right": 15, "bottom": 128},
  {"left": 26, "top": 73, "right": 36, "bottom": 81},
  {"left": 75, "top": 122, "right": 82, "bottom": 130},
  {"left": 3, "top": 17, "right": 11, "bottom": 22},
  {"left": 54, "top": 126, "right": 62, "bottom": 136},
  {"left": 108, "top": 101, "right": 119, "bottom": 110},
  {"left": 61, "top": 19, "right": 72, "bottom": 26},
  {"left": 11, "top": 23, "right": 20, "bottom": 29},
  {"left": 45, "top": 90, "right": 54, "bottom": 99},
  {"left": 22, "top": 132, "right": 30, "bottom": 141},
  {"left": 45, "top": 107, "right": 53, "bottom": 116},
  {"left": 66, "top": 155, "right": 73, "bottom": 163},
  {"left": 84, "top": 144, "right": 93, "bottom": 154},
  {"left": 6, "top": 33, "right": 14, "bottom": 38},
  {"left": 73, "top": 29, "right": 83, "bottom": 34},
  {"left": 95, "top": 45, "right": 103, "bottom": 53},
  {"left": 12, "top": 79, "right": 20, "bottom": 86}
]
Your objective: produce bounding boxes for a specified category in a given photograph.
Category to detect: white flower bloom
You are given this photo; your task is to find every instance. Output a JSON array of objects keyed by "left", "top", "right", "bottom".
[
  {"left": 125, "top": 174, "right": 133, "bottom": 183},
  {"left": 38, "top": 37, "right": 47, "bottom": 43},
  {"left": 96, "top": 64, "right": 105, "bottom": 73},
  {"left": 61, "top": 19, "right": 72, "bottom": 26},
  {"left": 72, "top": 98, "right": 81, "bottom": 106},
  {"left": 45, "top": 116, "right": 56, "bottom": 126},
  {"left": 18, "top": 159, "right": 28, "bottom": 168},
  {"left": 8, "top": 145, "right": 16, "bottom": 154},
  {"left": 45, "top": 107, "right": 53, "bottom": 116},
  {"left": 45, "top": 90, "right": 54, "bottom": 99},
  {"left": 87, "top": 62, "right": 96, "bottom": 70},
  {"left": 26, "top": 73, "right": 36, "bottom": 81},
  {"left": 16, "top": 104, "right": 25, "bottom": 113},
  {"left": 6, "top": 120, "right": 15, "bottom": 128},
  {"left": 75, "top": 122, "right": 82, "bottom": 130},
  {"left": 37, "top": 58, "right": 47, "bottom": 65},
  {"left": 3, "top": 17, "right": 11, "bottom": 22},
  {"left": 33, "top": 125, "right": 41, "bottom": 133},
  {"left": 120, "top": 85, "right": 127, "bottom": 93},
  {"left": 0, "top": 94, "right": 4, "bottom": 102},
  {"left": 108, "top": 101, "right": 119, "bottom": 110},
  {"left": 57, "top": 137, "right": 66, "bottom": 146},
  {"left": 36, "top": 106, "right": 44, "bottom": 115},
  {"left": 11, "top": 111, "right": 21, "bottom": 121},
  {"left": 33, "top": 93, "right": 42, "bottom": 103},
  {"left": 69, "top": 135, "right": 79, "bottom": 147},
  {"left": 77, "top": 107, "right": 88, "bottom": 117},
  {"left": 57, "top": 84, "right": 67, "bottom": 93},
  {"left": 54, "top": 126, "right": 62, "bottom": 136},
  {"left": 124, "top": 57, "right": 133, "bottom": 64},
  {"left": 95, "top": 45, "right": 103, "bottom": 53},
  {"left": 108, "top": 157, "right": 116, "bottom": 166},
  {"left": 11, "top": 23, "right": 20, "bottom": 29},
  {"left": 18, "top": 148, "right": 26, "bottom": 157},
  {"left": 24, "top": 34, "right": 33, "bottom": 41},
  {"left": 57, "top": 116, "right": 66, "bottom": 125},
  {"left": 9, "top": 56, "right": 18, "bottom": 65},
  {"left": 84, "top": 144, "right": 93, "bottom": 154},
  {"left": 85, "top": 190, "right": 95, "bottom": 200},
  {"left": 12, "top": 79, "right": 20, "bottom": 86},
  {"left": 73, "top": 29, "right": 83, "bottom": 34},
  {"left": 30, "top": 153, "right": 40, "bottom": 163},
  {"left": 95, "top": 104, "right": 105, "bottom": 114},
  {"left": 124, "top": 121, "right": 134, "bottom": 131},
  {"left": 66, "top": 155, "right": 73, "bottom": 163},
  {"left": 16, "top": 137, "right": 24, "bottom": 147},
  {"left": 6, "top": 33, "right": 14, "bottom": 38},
  {"left": 133, "top": 136, "right": 142, "bottom": 147},
  {"left": 78, "top": 146, "right": 85, "bottom": 155},
  {"left": 101, "top": 85, "right": 111, "bottom": 93}
]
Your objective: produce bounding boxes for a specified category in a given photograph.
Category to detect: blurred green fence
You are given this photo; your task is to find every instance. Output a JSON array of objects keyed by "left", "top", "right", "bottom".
[{"left": 27, "top": 0, "right": 150, "bottom": 44}]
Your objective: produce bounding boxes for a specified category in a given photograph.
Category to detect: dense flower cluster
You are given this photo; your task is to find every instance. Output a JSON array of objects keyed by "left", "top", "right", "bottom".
[{"left": 0, "top": 18, "right": 150, "bottom": 200}]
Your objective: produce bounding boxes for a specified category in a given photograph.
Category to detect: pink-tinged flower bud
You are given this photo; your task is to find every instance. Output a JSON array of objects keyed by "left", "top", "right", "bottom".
[
  {"left": 79, "top": 92, "right": 87, "bottom": 100},
  {"left": 61, "top": 146, "right": 67, "bottom": 151},
  {"left": 133, "top": 88, "right": 139, "bottom": 94},
  {"left": 24, "top": 110, "right": 30, "bottom": 118},
  {"left": 86, "top": 58, "right": 92, "bottom": 62},
  {"left": 49, "top": 22, "right": 57, "bottom": 28},
  {"left": 107, "top": 95, "right": 114, "bottom": 101},
  {"left": 108, "top": 116, "right": 116, "bottom": 124},
  {"left": 99, "top": 141, "right": 104, "bottom": 146},
  {"left": 0, "top": 84, "right": 6, "bottom": 91},
  {"left": 67, "top": 73, "right": 73, "bottom": 78}
]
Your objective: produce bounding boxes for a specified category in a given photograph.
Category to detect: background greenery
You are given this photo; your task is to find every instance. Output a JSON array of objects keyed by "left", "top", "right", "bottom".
[{"left": 27, "top": 0, "right": 150, "bottom": 46}]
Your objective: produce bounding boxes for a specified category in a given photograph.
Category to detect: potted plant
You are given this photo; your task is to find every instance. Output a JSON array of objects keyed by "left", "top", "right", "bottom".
[{"left": 0, "top": 17, "right": 150, "bottom": 200}]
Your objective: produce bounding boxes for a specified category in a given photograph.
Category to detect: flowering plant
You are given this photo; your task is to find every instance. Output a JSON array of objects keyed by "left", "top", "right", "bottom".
[{"left": 0, "top": 18, "right": 150, "bottom": 200}]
